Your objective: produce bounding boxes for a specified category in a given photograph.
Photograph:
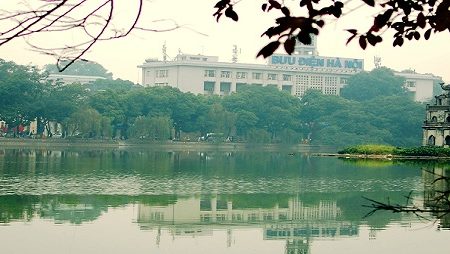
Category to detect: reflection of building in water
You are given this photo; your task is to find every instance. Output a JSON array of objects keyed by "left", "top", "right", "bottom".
[
  {"left": 423, "top": 166, "right": 450, "bottom": 228},
  {"left": 139, "top": 196, "right": 342, "bottom": 224},
  {"left": 137, "top": 196, "right": 358, "bottom": 254}
]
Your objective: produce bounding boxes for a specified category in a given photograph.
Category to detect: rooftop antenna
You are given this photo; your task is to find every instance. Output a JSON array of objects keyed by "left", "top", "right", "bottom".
[
  {"left": 232, "top": 45, "right": 239, "bottom": 63},
  {"left": 162, "top": 41, "right": 168, "bottom": 61},
  {"left": 374, "top": 56, "right": 382, "bottom": 68}
]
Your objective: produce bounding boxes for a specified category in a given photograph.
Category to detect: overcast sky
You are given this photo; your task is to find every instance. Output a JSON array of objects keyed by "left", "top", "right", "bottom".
[{"left": 1, "top": 0, "right": 449, "bottom": 83}]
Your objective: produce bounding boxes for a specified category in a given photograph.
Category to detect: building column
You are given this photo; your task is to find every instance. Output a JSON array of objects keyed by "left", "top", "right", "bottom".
[
  {"left": 211, "top": 197, "right": 217, "bottom": 222},
  {"left": 227, "top": 201, "right": 233, "bottom": 221},
  {"left": 213, "top": 81, "right": 220, "bottom": 95},
  {"left": 231, "top": 82, "right": 237, "bottom": 93}
]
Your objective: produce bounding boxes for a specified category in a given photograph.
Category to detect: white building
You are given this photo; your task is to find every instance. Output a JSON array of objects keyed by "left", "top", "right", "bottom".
[
  {"left": 47, "top": 73, "right": 106, "bottom": 85},
  {"left": 395, "top": 70, "right": 442, "bottom": 102},
  {"left": 139, "top": 41, "right": 364, "bottom": 97}
]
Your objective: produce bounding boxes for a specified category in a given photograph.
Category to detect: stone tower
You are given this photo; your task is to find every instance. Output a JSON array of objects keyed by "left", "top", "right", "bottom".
[{"left": 423, "top": 83, "right": 450, "bottom": 146}]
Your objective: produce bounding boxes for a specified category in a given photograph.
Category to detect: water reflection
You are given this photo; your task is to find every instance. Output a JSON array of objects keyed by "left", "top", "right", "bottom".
[
  {"left": 423, "top": 164, "right": 450, "bottom": 228},
  {"left": 137, "top": 194, "right": 359, "bottom": 254},
  {"left": 1, "top": 148, "right": 450, "bottom": 254}
]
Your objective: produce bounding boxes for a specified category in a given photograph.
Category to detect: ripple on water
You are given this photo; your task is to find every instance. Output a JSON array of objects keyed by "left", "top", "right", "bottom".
[{"left": 0, "top": 174, "right": 423, "bottom": 195}]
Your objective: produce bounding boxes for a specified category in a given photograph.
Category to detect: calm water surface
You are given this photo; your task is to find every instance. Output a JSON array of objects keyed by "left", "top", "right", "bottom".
[{"left": 0, "top": 148, "right": 449, "bottom": 254}]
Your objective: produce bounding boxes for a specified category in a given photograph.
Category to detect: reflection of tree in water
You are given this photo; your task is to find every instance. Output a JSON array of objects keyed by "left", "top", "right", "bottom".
[
  {"left": 0, "top": 195, "right": 177, "bottom": 224},
  {"left": 364, "top": 162, "right": 450, "bottom": 229},
  {"left": 423, "top": 165, "right": 450, "bottom": 229}
]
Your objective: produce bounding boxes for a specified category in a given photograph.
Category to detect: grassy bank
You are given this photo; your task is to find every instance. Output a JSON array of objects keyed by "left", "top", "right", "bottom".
[{"left": 338, "top": 144, "right": 450, "bottom": 157}]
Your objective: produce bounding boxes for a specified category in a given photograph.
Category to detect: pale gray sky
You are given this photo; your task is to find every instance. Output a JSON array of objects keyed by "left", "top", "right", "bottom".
[{"left": 1, "top": 0, "right": 449, "bottom": 83}]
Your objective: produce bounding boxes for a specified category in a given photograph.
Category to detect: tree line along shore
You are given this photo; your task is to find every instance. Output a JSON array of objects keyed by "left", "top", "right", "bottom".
[{"left": 1, "top": 60, "right": 436, "bottom": 147}]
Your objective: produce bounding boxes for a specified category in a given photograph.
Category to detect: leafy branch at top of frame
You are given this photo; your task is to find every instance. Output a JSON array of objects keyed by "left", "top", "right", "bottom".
[{"left": 213, "top": 0, "right": 450, "bottom": 58}]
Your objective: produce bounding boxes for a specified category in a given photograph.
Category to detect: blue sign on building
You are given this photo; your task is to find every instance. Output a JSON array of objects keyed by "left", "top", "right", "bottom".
[{"left": 270, "top": 55, "right": 363, "bottom": 70}]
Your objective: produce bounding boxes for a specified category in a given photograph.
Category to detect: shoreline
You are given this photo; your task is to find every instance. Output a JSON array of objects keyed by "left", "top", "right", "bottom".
[
  {"left": 314, "top": 153, "right": 450, "bottom": 160},
  {"left": 3, "top": 138, "right": 450, "bottom": 159},
  {"left": 0, "top": 138, "right": 337, "bottom": 152}
]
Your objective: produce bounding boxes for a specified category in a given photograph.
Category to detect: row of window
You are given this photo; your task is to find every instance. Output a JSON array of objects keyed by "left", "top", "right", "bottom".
[
  {"left": 428, "top": 135, "right": 450, "bottom": 146},
  {"left": 203, "top": 81, "right": 293, "bottom": 94},
  {"left": 204, "top": 70, "right": 293, "bottom": 81},
  {"left": 200, "top": 213, "right": 289, "bottom": 222},
  {"left": 155, "top": 70, "right": 168, "bottom": 78},
  {"left": 151, "top": 70, "right": 344, "bottom": 85}
]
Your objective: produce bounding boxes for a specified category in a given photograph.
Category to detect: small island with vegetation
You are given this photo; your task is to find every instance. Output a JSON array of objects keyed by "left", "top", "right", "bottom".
[{"left": 336, "top": 144, "right": 450, "bottom": 159}]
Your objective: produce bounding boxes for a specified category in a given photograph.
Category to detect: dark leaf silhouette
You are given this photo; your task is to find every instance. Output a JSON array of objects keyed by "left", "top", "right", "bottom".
[
  {"left": 269, "top": 0, "right": 282, "bottom": 9},
  {"left": 284, "top": 37, "right": 296, "bottom": 54},
  {"left": 316, "top": 20, "right": 325, "bottom": 27},
  {"left": 373, "top": 9, "right": 394, "bottom": 31},
  {"left": 359, "top": 36, "right": 367, "bottom": 49},
  {"left": 214, "top": 0, "right": 229, "bottom": 8},
  {"left": 281, "top": 7, "right": 290, "bottom": 16},
  {"left": 262, "top": 3, "right": 268, "bottom": 11},
  {"left": 417, "top": 12, "right": 426, "bottom": 28},
  {"left": 257, "top": 41, "right": 281, "bottom": 58},
  {"left": 424, "top": 28, "right": 432, "bottom": 40},
  {"left": 362, "top": 0, "right": 375, "bottom": 7},
  {"left": 225, "top": 7, "right": 239, "bottom": 21},
  {"left": 297, "top": 32, "right": 312, "bottom": 45},
  {"left": 393, "top": 36, "right": 404, "bottom": 47},
  {"left": 346, "top": 34, "right": 357, "bottom": 45},
  {"left": 366, "top": 33, "right": 377, "bottom": 46}
]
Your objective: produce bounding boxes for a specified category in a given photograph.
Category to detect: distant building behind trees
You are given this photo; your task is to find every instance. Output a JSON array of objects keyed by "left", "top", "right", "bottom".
[
  {"left": 139, "top": 37, "right": 364, "bottom": 97},
  {"left": 396, "top": 70, "right": 442, "bottom": 103},
  {"left": 139, "top": 39, "right": 441, "bottom": 103}
]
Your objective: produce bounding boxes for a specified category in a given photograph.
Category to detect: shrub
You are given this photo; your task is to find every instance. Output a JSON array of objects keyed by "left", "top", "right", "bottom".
[{"left": 338, "top": 144, "right": 395, "bottom": 155}]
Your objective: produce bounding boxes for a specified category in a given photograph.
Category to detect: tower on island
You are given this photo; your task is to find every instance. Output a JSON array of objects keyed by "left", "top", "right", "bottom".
[{"left": 423, "top": 83, "right": 450, "bottom": 146}]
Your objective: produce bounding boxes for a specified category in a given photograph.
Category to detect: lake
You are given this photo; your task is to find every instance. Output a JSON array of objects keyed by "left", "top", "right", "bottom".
[{"left": 1, "top": 148, "right": 449, "bottom": 254}]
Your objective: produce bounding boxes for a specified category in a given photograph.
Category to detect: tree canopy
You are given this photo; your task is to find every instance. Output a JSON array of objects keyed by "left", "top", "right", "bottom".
[
  {"left": 44, "top": 60, "right": 113, "bottom": 79},
  {"left": 341, "top": 67, "right": 407, "bottom": 101},
  {"left": 0, "top": 59, "right": 426, "bottom": 146}
]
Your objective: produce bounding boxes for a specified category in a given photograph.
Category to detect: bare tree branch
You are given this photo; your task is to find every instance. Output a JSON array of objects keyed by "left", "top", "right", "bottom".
[
  {"left": 363, "top": 168, "right": 450, "bottom": 224},
  {"left": 0, "top": 0, "right": 186, "bottom": 71}
]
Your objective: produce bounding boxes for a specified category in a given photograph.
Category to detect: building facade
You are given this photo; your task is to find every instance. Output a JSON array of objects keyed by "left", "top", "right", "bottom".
[
  {"left": 423, "top": 84, "right": 450, "bottom": 146},
  {"left": 139, "top": 42, "right": 364, "bottom": 97},
  {"left": 396, "top": 71, "right": 442, "bottom": 102},
  {"left": 47, "top": 73, "right": 106, "bottom": 85}
]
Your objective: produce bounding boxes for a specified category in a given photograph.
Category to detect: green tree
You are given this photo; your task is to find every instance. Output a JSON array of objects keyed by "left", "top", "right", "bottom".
[
  {"left": 206, "top": 103, "right": 236, "bottom": 138},
  {"left": 128, "top": 115, "right": 172, "bottom": 140},
  {"left": 235, "top": 110, "right": 259, "bottom": 137},
  {"left": 65, "top": 107, "right": 102, "bottom": 138},
  {"left": 44, "top": 60, "right": 113, "bottom": 79},
  {"left": 0, "top": 59, "right": 46, "bottom": 134},
  {"left": 33, "top": 83, "right": 86, "bottom": 137},
  {"left": 298, "top": 90, "right": 424, "bottom": 146},
  {"left": 223, "top": 85, "right": 301, "bottom": 141},
  {"left": 246, "top": 128, "right": 271, "bottom": 143},
  {"left": 89, "top": 90, "right": 127, "bottom": 138},
  {"left": 341, "top": 67, "right": 406, "bottom": 101}
]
